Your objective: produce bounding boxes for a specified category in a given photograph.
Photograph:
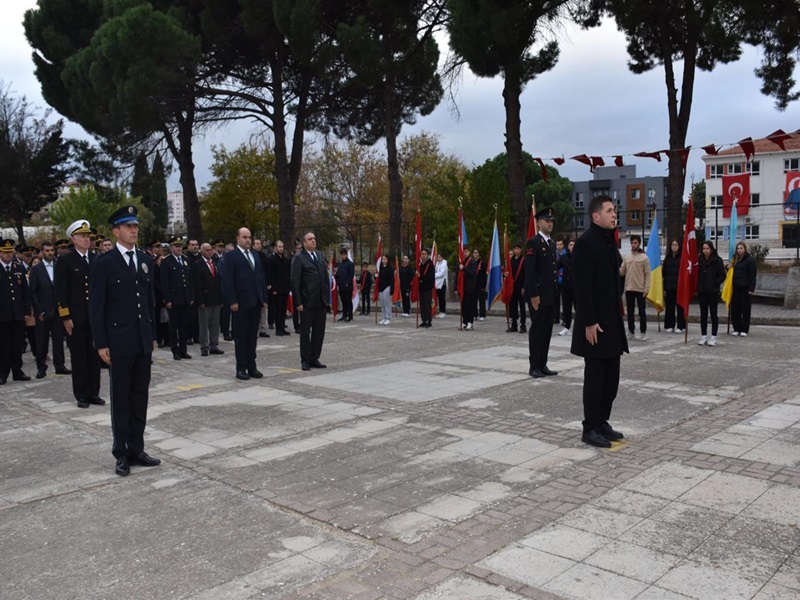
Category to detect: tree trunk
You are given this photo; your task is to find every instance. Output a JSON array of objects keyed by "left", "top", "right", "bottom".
[
  {"left": 284, "top": 71, "right": 310, "bottom": 246},
  {"left": 384, "top": 79, "right": 404, "bottom": 254},
  {"left": 176, "top": 118, "right": 203, "bottom": 241},
  {"left": 502, "top": 68, "right": 527, "bottom": 242},
  {"left": 272, "top": 45, "right": 295, "bottom": 246},
  {"left": 15, "top": 217, "right": 26, "bottom": 246}
]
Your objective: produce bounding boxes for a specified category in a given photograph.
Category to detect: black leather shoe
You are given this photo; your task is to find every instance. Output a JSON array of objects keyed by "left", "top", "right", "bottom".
[
  {"left": 223, "top": 334, "right": 233, "bottom": 341},
  {"left": 599, "top": 422, "right": 624, "bottom": 440},
  {"left": 36, "top": 369, "right": 46, "bottom": 379},
  {"left": 129, "top": 452, "right": 161, "bottom": 467},
  {"left": 209, "top": 348, "right": 224, "bottom": 355},
  {"left": 115, "top": 457, "right": 130, "bottom": 477},
  {"left": 506, "top": 326, "right": 518, "bottom": 332},
  {"left": 187, "top": 340, "right": 194, "bottom": 345},
  {"left": 88, "top": 396, "right": 106, "bottom": 405},
  {"left": 173, "top": 353, "right": 182, "bottom": 361},
  {"left": 519, "top": 326, "right": 527, "bottom": 333},
  {"left": 301, "top": 361, "right": 310, "bottom": 371},
  {"left": 529, "top": 369, "right": 546, "bottom": 378},
  {"left": 201, "top": 349, "right": 209, "bottom": 357},
  {"left": 0, "top": 378, "right": 6, "bottom": 385},
  {"left": 12, "top": 371, "right": 31, "bottom": 381},
  {"left": 180, "top": 352, "right": 192, "bottom": 359},
  {"left": 582, "top": 429, "right": 612, "bottom": 448},
  {"left": 275, "top": 330, "right": 289, "bottom": 336},
  {"left": 294, "top": 328, "right": 301, "bottom": 334},
  {"left": 235, "top": 371, "right": 250, "bottom": 380},
  {"left": 309, "top": 360, "right": 327, "bottom": 369},
  {"left": 55, "top": 367, "right": 72, "bottom": 375},
  {"left": 259, "top": 332, "right": 270, "bottom": 338},
  {"left": 541, "top": 366, "right": 559, "bottom": 376},
  {"left": 248, "top": 369, "right": 263, "bottom": 379},
  {"left": 77, "top": 399, "right": 90, "bottom": 409}
]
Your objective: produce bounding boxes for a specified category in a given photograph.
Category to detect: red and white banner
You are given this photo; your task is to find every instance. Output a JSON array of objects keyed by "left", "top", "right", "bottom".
[
  {"left": 785, "top": 171, "right": 800, "bottom": 216},
  {"left": 721, "top": 173, "right": 750, "bottom": 218}
]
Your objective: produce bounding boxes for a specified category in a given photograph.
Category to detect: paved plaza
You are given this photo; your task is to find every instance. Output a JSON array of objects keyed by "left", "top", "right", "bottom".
[{"left": 2, "top": 305, "right": 800, "bottom": 600}]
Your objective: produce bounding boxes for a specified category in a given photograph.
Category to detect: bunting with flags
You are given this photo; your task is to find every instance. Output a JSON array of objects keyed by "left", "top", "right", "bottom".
[
  {"left": 645, "top": 210, "right": 664, "bottom": 312},
  {"left": 487, "top": 218, "right": 503, "bottom": 309}
]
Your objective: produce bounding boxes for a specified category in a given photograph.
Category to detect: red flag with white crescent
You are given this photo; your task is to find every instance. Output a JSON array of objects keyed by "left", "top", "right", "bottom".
[
  {"left": 784, "top": 171, "right": 800, "bottom": 216},
  {"left": 677, "top": 200, "right": 698, "bottom": 316},
  {"left": 722, "top": 174, "right": 750, "bottom": 217}
]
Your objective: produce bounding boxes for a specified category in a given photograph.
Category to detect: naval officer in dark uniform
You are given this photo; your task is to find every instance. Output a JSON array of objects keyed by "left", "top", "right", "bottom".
[
  {"left": 525, "top": 207, "right": 559, "bottom": 378},
  {"left": 89, "top": 206, "right": 160, "bottom": 476},
  {"left": 161, "top": 235, "right": 194, "bottom": 360},
  {"left": 0, "top": 238, "right": 32, "bottom": 385},
  {"left": 55, "top": 220, "right": 104, "bottom": 407}
]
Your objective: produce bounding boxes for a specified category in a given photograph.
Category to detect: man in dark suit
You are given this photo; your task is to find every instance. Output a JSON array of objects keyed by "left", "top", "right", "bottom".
[
  {"left": 572, "top": 196, "right": 629, "bottom": 448},
  {"left": 0, "top": 238, "right": 31, "bottom": 385},
  {"left": 290, "top": 231, "right": 330, "bottom": 371},
  {"left": 29, "top": 241, "right": 70, "bottom": 378},
  {"left": 220, "top": 227, "right": 268, "bottom": 380},
  {"left": 418, "top": 248, "right": 435, "bottom": 327},
  {"left": 507, "top": 242, "right": 527, "bottom": 333},
  {"left": 525, "top": 207, "right": 559, "bottom": 379},
  {"left": 193, "top": 242, "right": 224, "bottom": 357},
  {"left": 459, "top": 244, "right": 477, "bottom": 330},
  {"left": 56, "top": 220, "right": 103, "bottom": 408},
  {"left": 90, "top": 205, "right": 160, "bottom": 476},
  {"left": 335, "top": 248, "right": 354, "bottom": 322},
  {"left": 266, "top": 239, "right": 291, "bottom": 336},
  {"left": 160, "top": 235, "right": 194, "bottom": 360}
]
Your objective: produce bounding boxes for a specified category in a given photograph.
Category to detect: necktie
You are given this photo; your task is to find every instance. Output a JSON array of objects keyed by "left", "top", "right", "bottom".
[
  {"left": 310, "top": 251, "right": 316, "bottom": 263},
  {"left": 208, "top": 259, "right": 215, "bottom": 277},
  {"left": 5, "top": 265, "right": 9, "bottom": 274},
  {"left": 126, "top": 251, "right": 137, "bottom": 276},
  {"left": 84, "top": 254, "right": 90, "bottom": 265},
  {"left": 245, "top": 250, "right": 254, "bottom": 270}
]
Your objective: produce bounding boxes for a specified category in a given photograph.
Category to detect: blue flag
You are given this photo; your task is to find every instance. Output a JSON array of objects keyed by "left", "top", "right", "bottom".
[{"left": 487, "top": 219, "right": 503, "bottom": 309}]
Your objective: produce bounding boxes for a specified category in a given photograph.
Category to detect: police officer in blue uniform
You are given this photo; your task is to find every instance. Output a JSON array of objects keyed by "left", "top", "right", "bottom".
[
  {"left": 525, "top": 207, "right": 559, "bottom": 378},
  {"left": 89, "top": 206, "right": 160, "bottom": 477},
  {"left": 0, "top": 238, "right": 32, "bottom": 384}
]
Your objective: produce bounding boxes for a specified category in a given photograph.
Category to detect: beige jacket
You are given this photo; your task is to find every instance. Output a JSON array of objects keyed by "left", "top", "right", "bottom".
[{"left": 620, "top": 250, "right": 650, "bottom": 294}]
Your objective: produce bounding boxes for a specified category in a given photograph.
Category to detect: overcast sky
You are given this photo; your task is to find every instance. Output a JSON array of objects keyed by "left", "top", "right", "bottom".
[{"left": 4, "top": 1, "right": 800, "bottom": 197}]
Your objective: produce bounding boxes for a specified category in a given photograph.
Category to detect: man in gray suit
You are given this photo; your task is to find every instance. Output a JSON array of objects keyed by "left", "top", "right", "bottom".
[{"left": 290, "top": 231, "right": 330, "bottom": 371}]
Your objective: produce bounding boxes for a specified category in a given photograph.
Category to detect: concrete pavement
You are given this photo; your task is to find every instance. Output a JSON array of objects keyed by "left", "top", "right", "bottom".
[{"left": 1, "top": 309, "right": 800, "bottom": 599}]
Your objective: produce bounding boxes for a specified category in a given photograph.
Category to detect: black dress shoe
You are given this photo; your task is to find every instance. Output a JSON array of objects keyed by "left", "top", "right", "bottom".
[
  {"left": 77, "top": 398, "right": 90, "bottom": 409},
  {"left": 180, "top": 352, "right": 192, "bottom": 359},
  {"left": 582, "top": 429, "right": 612, "bottom": 448},
  {"left": 173, "top": 353, "right": 182, "bottom": 361},
  {"left": 55, "top": 367, "right": 72, "bottom": 375},
  {"left": 541, "top": 366, "right": 559, "bottom": 376},
  {"left": 12, "top": 371, "right": 31, "bottom": 381},
  {"left": 36, "top": 369, "right": 46, "bottom": 379},
  {"left": 309, "top": 360, "right": 326, "bottom": 369},
  {"left": 88, "top": 396, "right": 106, "bottom": 405},
  {"left": 0, "top": 378, "right": 6, "bottom": 385},
  {"left": 236, "top": 371, "right": 250, "bottom": 380},
  {"left": 248, "top": 369, "right": 263, "bottom": 378},
  {"left": 223, "top": 334, "right": 233, "bottom": 341},
  {"left": 599, "top": 422, "right": 624, "bottom": 440},
  {"left": 187, "top": 340, "right": 194, "bottom": 345},
  {"left": 209, "top": 348, "right": 224, "bottom": 355},
  {"left": 506, "top": 326, "right": 518, "bottom": 332},
  {"left": 115, "top": 457, "right": 130, "bottom": 476},
  {"left": 519, "top": 326, "right": 527, "bottom": 333},
  {"left": 275, "top": 330, "right": 289, "bottom": 336},
  {"left": 301, "top": 361, "right": 310, "bottom": 371},
  {"left": 128, "top": 452, "right": 161, "bottom": 467},
  {"left": 294, "top": 328, "right": 301, "bottom": 334},
  {"left": 201, "top": 349, "right": 209, "bottom": 357},
  {"left": 259, "top": 332, "right": 270, "bottom": 338},
  {"left": 529, "top": 368, "right": 546, "bottom": 378}
]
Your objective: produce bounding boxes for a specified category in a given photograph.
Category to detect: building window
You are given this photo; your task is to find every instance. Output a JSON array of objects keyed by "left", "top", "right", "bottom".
[
  {"left": 727, "top": 163, "right": 744, "bottom": 175},
  {"left": 709, "top": 228, "right": 723, "bottom": 241},
  {"left": 630, "top": 189, "right": 641, "bottom": 199},
  {"left": 710, "top": 195, "right": 723, "bottom": 209},
  {"left": 709, "top": 164, "right": 724, "bottom": 179},
  {"left": 575, "top": 192, "right": 584, "bottom": 208},
  {"left": 630, "top": 210, "right": 641, "bottom": 221},
  {"left": 590, "top": 189, "right": 608, "bottom": 198},
  {"left": 746, "top": 161, "right": 760, "bottom": 176},
  {"left": 575, "top": 214, "right": 585, "bottom": 228},
  {"left": 784, "top": 158, "right": 800, "bottom": 172},
  {"left": 745, "top": 225, "right": 760, "bottom": 240},
  {"left": 751, "top": 193, "right": 760, "bottom": 206}
]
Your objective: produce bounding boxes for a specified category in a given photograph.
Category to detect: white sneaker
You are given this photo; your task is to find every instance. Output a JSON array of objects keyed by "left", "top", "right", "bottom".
[
  {"left": 384, "top": 319, "right": 391, "bottom": 325},
  {"left": 378, "top": 319, "right": 386, "bottom": 325},
  {"left": 401, "top": 313, "right": 410, "bottom": 318},
  {"left": 664, "top": 328, "right": 673, "bottom": 333},
  {"left": 638, "top": 334, "right": 647, "bottom": 341},
  {"left": 478, "top": 317, "right": 485, "bottom": 321},
  {"left": 437, "top": 313, "right": 446, "bottom": 319},
  {"left": 698, "top": 336, "right": 708, "bottom": 345},
  {"left": 708, "top": 335, "right": 717, "bottom": 346},
  {"left": 675, "top": 328, "right": 684, "bottom": 334},
  {"left": 740, "top": 332, "right": 748, "bottom": 337},
  {"left": 558, "top": 327, "right": 571, "bottom": 336},
  {"left": 732, "top": 331, "right": 740, "bottom": 336},
  {"left": 465, "top": 323, "right": 473, "bottom": 331}
]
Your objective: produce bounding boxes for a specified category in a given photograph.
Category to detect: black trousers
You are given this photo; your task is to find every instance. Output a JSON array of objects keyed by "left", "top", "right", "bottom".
[
  {"left": 292, "top": 305, "right": 300, "bottom": 331},
  {"left": 232, "top": 305, "right": 261, "bottom": 373},
  {"left": 582, "top": 356, "right": 621, "bottom": 432},
  {"left": 272, "top": 293, "right": 288, "bottom": 333},
  {"left": 509, "top": 291, "right": 526, "bottom": 327},
  {"left": 35, "top": 316, "right": 66, "bottom": 370},
  {"left": 66, "top": 322, "right": 101, "bottom": 401},
  {"left": 626, "top": 291, "right": 647, "bottom": 334},
  {"left": 299, "top": 305, "right": 326, "bottom": 362},
  {"left": 220, "top": 304, "right": 231, "bottom": 337},
  {"left": 698, "top": 292, "right": 719, "bottom": 336},
  {"left": 168, "top": 304, "right": 191, "bottom": 353},
  {"left": 731, "top": 287, "right": 752, "bottom": 334},
  {"left": 663, "top": 289, "right": 686, "bottom": 331},
  {"left": 267, "top": 294, "right": 275, "bottom": 327},
  {"left": 402, "top": 289, "right": 411, "bottom": 314},
  {"left": 476, "top": 289, "right": 487, "bottom": 318},
  {"left": 339, "top": 286, "right": 353, "bottom": 320},
  {"left": 0, "top": 320, "right": 25, "bottom": 379},
  {"left": 25, "top": 325, "right": 37, "bottom": 356},
  {"left": 529, "top": 303, "right": 554, "bottom": 370},
  {"left": 189, "top": 304, "right": 199, "bottom": 343},
  {"left": 420, "top": 288, "right": 433, "bottom": 324},
  {"left": 554, "top": 286, "right": 562, "bottom": 324},
  {"left": 110, "top": 351, "right": 152, "bottom": 459},
  {"left": 361, "top": 289, "right": 371, "bottom": 314},
  {"left": 461, "top": 291, "right": 476, "bottom": 325},
  {"left": 436, "top": 285, "right": 447, "bottom": 314},
  {"left": 561, "top": 287, "right": 575, "bottom": 330}
]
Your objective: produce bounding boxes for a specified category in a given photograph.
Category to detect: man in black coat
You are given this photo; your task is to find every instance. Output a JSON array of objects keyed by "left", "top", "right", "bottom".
[
  {"left": 417, "top": 248, "right": 435, "bottom": 327},
  {"left": 507, "top": 242, "right": 526, "bottom": 333},
  {"left": 90, "top": 205, "right": 160, "bottom": 476},
  {"left": 0, "top": 238, "right": 31, "bottom": 385},
  {"left": 290, "top": 231, "right": 331, "bottom": 371},
  {"left": 161, "top": 235, "right": 194, "bottom": 360},
  {"left": 266, "top": 240, "right": 291, "bottom": 336},
  {"left": 193, "top": 242, "right": 224, "bottom": 357},
  {"left": 571, "top": 196, "right": 629, "bottom": 448},
  {"left": 220, "top": 227, "right": 268, "bottom": 380},
  {"left": 473, "top": 248, "right": 487, "bottom": 320},
  {"left": 459, "top": 245, "right": 477, "bottom": 330},
  {"left": 525, "top": 208, "right": 559, "bottom": 378},
  {"left": 29, "top": 241, "right": 70, "bottom": 378},
  {"left": 335, "top": 249, "right": 355, "bottom": 322},
  {"left": 55, "top": 220, "right": 103, "bottom": 407}
]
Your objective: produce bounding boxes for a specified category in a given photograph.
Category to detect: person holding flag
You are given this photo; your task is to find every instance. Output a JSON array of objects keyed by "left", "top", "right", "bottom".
[
  {"left": 459, "top": 244, "right": 478, "bottom": 330},
  {"left": 676, "top": 199, "right": 698, "bottom": 342},
  {"left": 506, "top": 242, "right": 526, "bottom": 333},
  {"left": 525, "top": 208, "right": 559, "bottom": 377},
  {"left": 662, "top": 240, "right": 686, "bottom": 333},
  {"left": 359, "top": 262, "right": 373, "bottom": 315},
  {"left": 434, "top": 250, "right": 448, "bottom": 318},
  {"left": 417, "top": 248, "right": 435, "bottom": 327}
]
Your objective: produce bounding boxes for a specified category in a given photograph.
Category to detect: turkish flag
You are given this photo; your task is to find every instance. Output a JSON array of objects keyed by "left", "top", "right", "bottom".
[
  {"left": 676, "top": 200, "right": 698, "bottom": 317},
  {"left": 785, "top": 171, "right": 800, "bottom": 216},
  {"left": 721, "top": 174, "right": 750, "bottom": 217}
]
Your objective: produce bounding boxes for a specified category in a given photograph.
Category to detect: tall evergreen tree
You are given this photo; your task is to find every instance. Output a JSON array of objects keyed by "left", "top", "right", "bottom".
[
  {"left": 130, "top": 152, "right": 151, "bottom": 204},
  {"left": 149, "top": 152, "right": 168, "bottom": 234}
]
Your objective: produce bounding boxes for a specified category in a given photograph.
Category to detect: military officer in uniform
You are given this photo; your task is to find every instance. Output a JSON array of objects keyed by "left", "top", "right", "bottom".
[
  {"left": 55, "top": 221, "right": 104, "bottom": 407},
  {"left": 160, "top": 235, "right": 194, "bottom": 360},
  {"left": 90, "top": 206, "right": 160, "bottom": 476},
  {"left": 525, "top": 207, "right": 559, "bottom": 379},
  {"left": 0, "top": 238, "right": 32, "bottom": 384}
]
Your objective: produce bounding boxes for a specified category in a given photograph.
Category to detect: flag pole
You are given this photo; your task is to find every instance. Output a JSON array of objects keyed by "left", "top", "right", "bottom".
[
  {"left": 416, "top": 209, "right": 421, "bottom": 330},
  {"left": 458, "top": 197, "right": 464, "bottom": 331},
  {"left": 504, "top": 222, "right": 510, "bottom": 331}
]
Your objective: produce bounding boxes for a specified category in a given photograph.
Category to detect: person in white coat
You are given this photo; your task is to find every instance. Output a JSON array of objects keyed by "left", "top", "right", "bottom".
[{"left": 434, "top": 253, "right": 448, "bottom": 318}]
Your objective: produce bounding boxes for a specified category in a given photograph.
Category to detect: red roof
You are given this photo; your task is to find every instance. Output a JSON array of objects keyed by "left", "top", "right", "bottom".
[{"left": 708, "top": 132, "right": 800, "bottom": 158}]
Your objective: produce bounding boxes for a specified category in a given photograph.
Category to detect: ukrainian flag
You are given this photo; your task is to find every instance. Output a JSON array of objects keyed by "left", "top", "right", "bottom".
[{"left": 645, "top": 211, "right": 664, "bottom": 312}]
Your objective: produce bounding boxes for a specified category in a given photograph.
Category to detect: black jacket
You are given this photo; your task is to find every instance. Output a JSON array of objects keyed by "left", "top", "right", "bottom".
[
  {"left": 266, "top": 252, "right": 291, "bottom": 295},
  {"left": 335, "top": 258, "right": 355, "bottom": 291},
  {"left": 662, "top": 251, "right": 681, "bottom": 292},
  {"left": 0, "top": 260, "right": 31, "bottom": 322},
  {"left": 418, "top": 259, "right": 435, "bottom": 292},
  {"left": 461, "top": 257, "right": 477, "bottom": 294},
  {"left": 697, "top": 254, "right": 726, "bottom": 294},
  {"left": 29, "top": 261, "right": 58, "bottom": 319},
  {"left": 524, "top": 233, "right": 557, "bottom": 306},
  {"left": 732, "top": 253, "right": 757, "bottom": 291},
  {"left": 378, "top": 265, "right": 394, "bottom": 293},
  {"left": 474, "top": 258, "right": 487, "bottom": 289},
  {"left": 509, "top": 255, "right": 525, "bottom": 294},
  {"left": 192, "top": 258, "right": 223, "bottom": 306},
  {"left": 399, "top": 265, "right": 415, "bottom": 292},
  {"left": 570, "top": 223, "right": 629, "bottom": 359},
  {"left": 557, "top": 251, "right": 574, "bottom": 291},
  {"left": 290, "top": 249, "right": 331, "bottom": 309}
]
